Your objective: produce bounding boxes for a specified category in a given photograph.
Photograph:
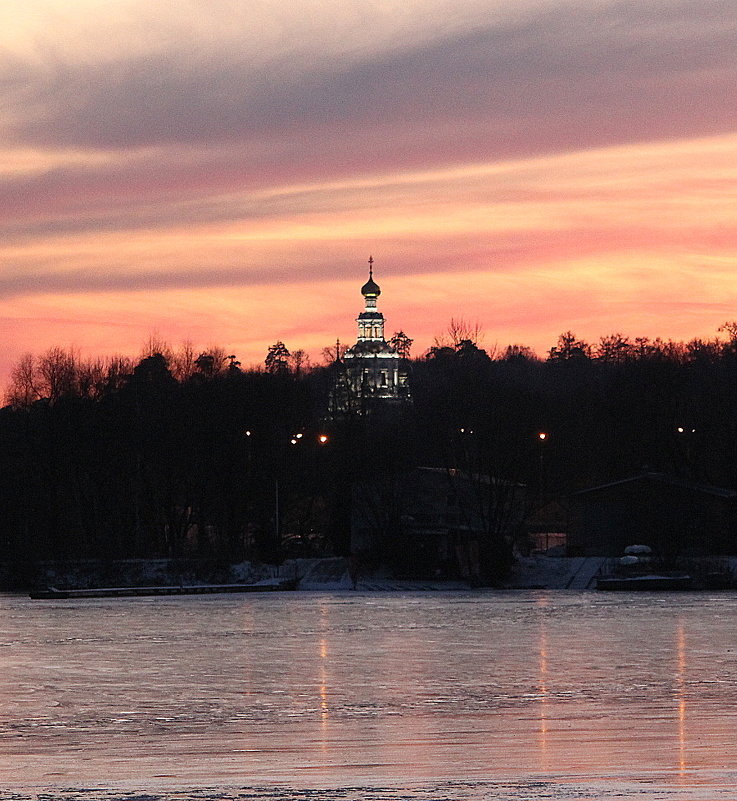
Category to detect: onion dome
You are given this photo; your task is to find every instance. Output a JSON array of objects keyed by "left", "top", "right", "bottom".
[{"left": 361, "top": 255, "right": 381, "bottom": 298}]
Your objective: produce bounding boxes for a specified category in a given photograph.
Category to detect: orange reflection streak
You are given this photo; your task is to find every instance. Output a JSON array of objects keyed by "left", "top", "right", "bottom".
[
  {"left": 240, "top": 604, "right": 254, "bottom": 698},
  {"left": 676, "top": 623, "right": 688, "bottom": 781},
  {"left": 537, "top": 595, "right": 549, "bottom": 770},
  {"left": 539, "top": 626, "right": 549, "bottom": 764},
  {"left": 319, "top": 637, "right": 329, "bottom": 718},
  {"left": 318, "top": 602, "right": 330, "bottom": 749}
]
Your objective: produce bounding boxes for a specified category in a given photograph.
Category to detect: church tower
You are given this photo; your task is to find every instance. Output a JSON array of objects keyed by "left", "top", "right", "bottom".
[
  {"left": 356, "top": 256, "right": 384, "bottom": 341},
  {"left": 341, "top": 257, "right": 409, "bottom": 406}
]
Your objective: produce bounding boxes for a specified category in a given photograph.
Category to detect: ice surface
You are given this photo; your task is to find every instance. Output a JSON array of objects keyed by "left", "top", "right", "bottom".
[{"left": 1, "top": 591, "right": 737, "bottom": 799}]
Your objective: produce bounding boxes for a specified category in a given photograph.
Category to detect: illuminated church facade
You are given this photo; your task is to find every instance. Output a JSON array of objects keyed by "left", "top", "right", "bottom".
[{"left": 333, "top": 258, "right": 410, "bottom": 411}]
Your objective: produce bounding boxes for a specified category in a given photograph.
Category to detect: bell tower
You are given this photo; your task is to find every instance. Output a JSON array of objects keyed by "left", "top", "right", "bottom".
[{"left": 356, "top": 256, "right": 385, "bottom": 342}]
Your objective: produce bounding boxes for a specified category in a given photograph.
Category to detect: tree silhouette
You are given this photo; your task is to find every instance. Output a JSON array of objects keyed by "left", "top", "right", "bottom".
[
  {"left": 548, "top": 331, "right": 592, "bottom": 362},
  {"left": 4, "top": 322, "right": 737, "bottom": 585},
  {"left": 265, "top": 341, "right": 291, "bottom": 375},
  {"left": 389, "top": 331, "right": 413, "bottom": 358}
]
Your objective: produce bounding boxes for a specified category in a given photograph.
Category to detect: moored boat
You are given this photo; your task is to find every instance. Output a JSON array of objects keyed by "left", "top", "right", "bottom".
[{"left": 596, "top": 573, "right": 693, "bottom": 591}]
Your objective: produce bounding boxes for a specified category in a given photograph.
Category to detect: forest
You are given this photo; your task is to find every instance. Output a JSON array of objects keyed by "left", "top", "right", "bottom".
[{"left": 2, "top": 324, "right": 737, "bottom": 584}]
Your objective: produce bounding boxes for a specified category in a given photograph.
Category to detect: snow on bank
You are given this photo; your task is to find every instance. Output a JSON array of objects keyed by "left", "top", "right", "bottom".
[
  {"left": 505, "top": 556, "right": 606, "bottom": 590},
  {"left": 27, "top": 555, "right": 609, "bottom": 593}
]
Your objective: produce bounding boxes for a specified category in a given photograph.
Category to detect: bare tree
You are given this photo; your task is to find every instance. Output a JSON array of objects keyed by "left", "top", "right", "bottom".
[
  {"left": 719, "top": 321, "right": 737, "bottom": 341},
  {"left": 140, "top": 333, "right": 173, "bottom": 363},
  {"left": 171, "top": 340, "right": 196, "bottom": 381},
  {"left": 38, "top": 347, "right": 79, "bottom": 402},
  {"left": 322, "top": 340, "right": 348, "bottom": 364},
  {"left": 104, "top": 355, "right": 134, "bottom": 392},
  {"left": 434, "top": 318, "right": 484, "bottom": 349},
  {"left": 76, "top": 357, "right": 107, "bottom": 399},
  {"left": 5, "top": 353, "right": 40, "bottom": 407},
  {"left": 289, "top": 349, "right": 311, "bottom": 375}
]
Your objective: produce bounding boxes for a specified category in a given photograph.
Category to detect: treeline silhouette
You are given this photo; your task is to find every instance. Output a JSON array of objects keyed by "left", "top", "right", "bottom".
[{"left": 3, "top": 325, "right": 737, "bottom": 577}]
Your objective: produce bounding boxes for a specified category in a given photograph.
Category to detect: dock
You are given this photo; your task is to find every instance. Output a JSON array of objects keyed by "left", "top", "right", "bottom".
[{"left": 30, "top": 578, "right": 297, "bottom": 599}]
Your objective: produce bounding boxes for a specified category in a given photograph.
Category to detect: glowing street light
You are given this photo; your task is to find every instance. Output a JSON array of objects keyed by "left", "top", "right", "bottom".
[
  {"left": 318, "top": 434, "right": 329, "bottom": 444},
  {"left": 676, "top": 426, "right": 697, "bottom": 465},
  {"left": 537, "top": 432, "right": 548, "bottom": 500}
]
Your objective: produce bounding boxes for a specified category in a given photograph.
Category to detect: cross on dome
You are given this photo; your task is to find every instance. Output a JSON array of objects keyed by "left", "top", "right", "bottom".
[{"left": 360, "top": 255, "right": 381, "bottom": 299}]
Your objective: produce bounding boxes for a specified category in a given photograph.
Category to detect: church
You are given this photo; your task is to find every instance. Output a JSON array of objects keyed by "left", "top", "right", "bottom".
[{"left": 333, "top": 258, "right": 410, "bottom": 411}]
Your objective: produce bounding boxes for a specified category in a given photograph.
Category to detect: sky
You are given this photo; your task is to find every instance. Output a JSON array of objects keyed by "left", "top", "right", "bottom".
[{"left": 2, "top": 0, "right": 737, "bottom": 385}]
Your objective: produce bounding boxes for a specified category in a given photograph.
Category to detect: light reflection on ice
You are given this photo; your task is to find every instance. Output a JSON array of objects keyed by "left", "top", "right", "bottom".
[{"left": 1, "top": 591, "right": 737, "bottom": 799}]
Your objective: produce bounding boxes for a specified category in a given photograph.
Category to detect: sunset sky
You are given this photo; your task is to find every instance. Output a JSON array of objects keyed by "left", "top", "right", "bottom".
[{"left": 2, "top": 0, "right": 737, "bottom": 385}]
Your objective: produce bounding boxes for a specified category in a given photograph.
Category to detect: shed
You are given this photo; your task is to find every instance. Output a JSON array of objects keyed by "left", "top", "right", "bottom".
[{"left": 567, "top": 472, "right": 737, "bottom": 557}]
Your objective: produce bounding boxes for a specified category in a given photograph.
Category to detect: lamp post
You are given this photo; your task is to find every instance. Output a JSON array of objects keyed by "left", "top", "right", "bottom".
[
  {"left": 275, "top": 432, "right": 330, "bottom": 553},
  {"left": 676, "top": 426, "right": 696, "bottom": 472},
  {"left": 238, "top": 429, "right": 253, "bottom": 558},
  {"left": 275, "top": 434, "right": 301, "bottom": 546},
  {"left": 538, "top": 432, "right": 547, "bottom": 502}
]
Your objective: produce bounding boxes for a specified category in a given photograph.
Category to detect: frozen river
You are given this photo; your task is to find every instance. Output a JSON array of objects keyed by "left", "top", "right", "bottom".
[{"left": 2, "top": 590, "right": 737, "bottom": 800}]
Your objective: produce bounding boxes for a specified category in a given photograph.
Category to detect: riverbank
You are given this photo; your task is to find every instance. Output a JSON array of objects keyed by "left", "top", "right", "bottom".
[
  {"left": 15, "top": 555, "right": 607, "bottom": 594},
  {"left": 18, "top": 557, "right": 480, "bottom": 594},
  {"left": 11, "top": 554, "right": 737, "bottom": 594}
]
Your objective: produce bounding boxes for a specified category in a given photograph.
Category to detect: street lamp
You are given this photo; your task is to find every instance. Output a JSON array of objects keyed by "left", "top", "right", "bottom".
[
  {"left": 676, "top": 426, "right": 696, "bottom": 468},
  {"left": 537, "top": 432, "right": 548, "bottom": 501}
]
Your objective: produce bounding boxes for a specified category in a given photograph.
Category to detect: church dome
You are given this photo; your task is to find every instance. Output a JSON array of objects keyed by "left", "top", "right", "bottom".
[
  {"left": 361, "top": 274, "right": 381, "bottom": 298},
  {"left": 361, "top": 256, "right": 381, "bottom": 297}
]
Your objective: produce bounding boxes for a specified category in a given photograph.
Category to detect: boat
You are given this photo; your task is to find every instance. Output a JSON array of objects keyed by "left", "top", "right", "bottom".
[
  {"left": 595, "top": 573, "right": 693, "bottom": 591},
  {"left": 595, "top": 544, "right": 696, "bottom": 590}
]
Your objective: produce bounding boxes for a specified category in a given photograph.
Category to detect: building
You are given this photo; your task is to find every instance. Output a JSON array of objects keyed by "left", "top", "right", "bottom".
[
  {"left": 567, "top": 471, "right": 737, "bottom": 557},
  {"left": 339, "top": 257, "right": 409, "bottom": 409},
  {"left": 523, "top": 499, "right": 569, "bottom": 554},
  {"left": 351, "top": 467, "right": 526, "bottom": 581}
]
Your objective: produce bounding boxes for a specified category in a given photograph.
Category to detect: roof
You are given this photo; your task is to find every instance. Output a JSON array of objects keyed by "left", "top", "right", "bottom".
[
  {"left": 525, "top": 499, "right": 569, "bottom": 528},
  {"left": 345, "top": 340, "right": 398, "bottom": 356},
  {"left": 570, "top": 472, "right": 737, "bottom": 500},
  {"left": 416, "top": 466, "right": 525, "bottom": 488},
  {"left": 360, "top": 275, "right": 381, "bottom": 297}
]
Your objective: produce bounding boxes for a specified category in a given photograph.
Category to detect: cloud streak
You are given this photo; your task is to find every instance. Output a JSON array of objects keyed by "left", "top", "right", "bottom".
[{"left": 5, "top": 0, "right": 736, "bottom": 157}]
